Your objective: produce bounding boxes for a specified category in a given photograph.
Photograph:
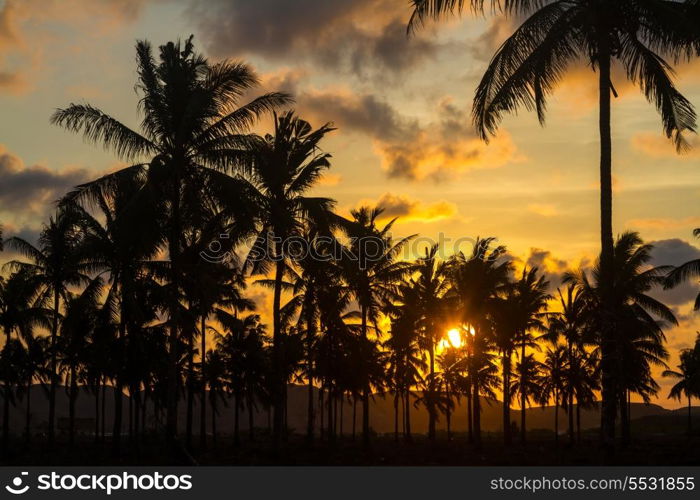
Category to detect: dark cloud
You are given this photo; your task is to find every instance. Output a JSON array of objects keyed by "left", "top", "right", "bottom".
[
  {"left": 298, "top": 90, "right": 518, "bottom": 181},
  {"left": 649, "top": 238, "right": 700, "bottom": 307},
  {"left": 524, "top": 248, "right": 570, "bottom": 291},
  {"left": 300, "top": 90, "right": 417, "bottom": 142},
  {"left": 0, "top": 146, "right": 91, "bottom": 213},
  {"left": 188, "top": 0, "right": 436, "bottom": 75}
]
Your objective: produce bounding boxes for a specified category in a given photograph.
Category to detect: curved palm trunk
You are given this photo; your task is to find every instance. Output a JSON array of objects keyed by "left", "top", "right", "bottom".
[
  {"left": 271, "top": 256, "right": 284, "bottom": 449},
  {"left": 466, "top": 379, "right": 473, "bottom": 443},
  {"left": 200, "top": 316, "right": 207, "bottom": 449},
  {"left": 502, "top": 351, "right": 512, "bottom": 445},
  {"left": 598, "top": 43, "right": 617, "bottom": 452},
  {"left": 361, "top": 306, "right": 370, "bottom": 446},
  {"left": 3, "top": 331, "right": 10, "bottom": 454},
  {"left": 48, "top": 288, "right": 59, "bottom": 448}
]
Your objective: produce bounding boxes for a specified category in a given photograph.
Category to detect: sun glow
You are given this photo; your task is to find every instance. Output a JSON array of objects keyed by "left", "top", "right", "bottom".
[{"left": 439, "top": 326, "right": 472, "bottom": 351}]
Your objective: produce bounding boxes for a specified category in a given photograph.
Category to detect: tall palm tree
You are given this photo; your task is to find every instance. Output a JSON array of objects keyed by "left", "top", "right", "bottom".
[
  {"left": 663, "top": 334, "right": 700, "bottom": 435},
  {"left": 409, "top": 244, "right": 449, "bottom": 440},
  {"left": 241, "top": 111, "right": 336, "bottom": 447},
  {"left": 339, "top": 207, "right": 415, "bottom": 445},
  {"left": 539, "top": 345, "right": 567, "bottom": 445},
  {"left": 546, "top": 284, "right": 593, "bottom": 445},
  {"left": 409, "top": 0, "right": 700, "bottom": 448},
  {"left": 566, "top": 231, "right": 676, "bottom": 444},
  {"left": 447, "top": 237, "right": 511, "bottom": 445},
  {"left": 5, "top": 207, "right": 90, "bottom": 447},
  {"left": 51, "top": 36, "right": 291, "bottom": 444},
  {"left": 510, "top": 353, "right": 543, "bottom": 442}
]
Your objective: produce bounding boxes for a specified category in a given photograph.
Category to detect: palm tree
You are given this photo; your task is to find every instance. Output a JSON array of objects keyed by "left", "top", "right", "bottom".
[
  {"left": 510, "top": 353, "right": 543, "bottom": 442},
  {"left": 339, "top": 207, "right": 415, "bottom": 445},
  {"left": 51, "top": 36, "right": 291, "bottom": 444},
  {"left": 240, "top": 111, "right": 336, "bottom": 447},
  {"left": 409, "top": 0, "right": 700, "bottom": 448},
  {"left": 5, "top": 207, "right": 90, "bottom": 447},
  {"left": 539, "top": 345, "right": 567, "bottom": 445},
  {"left": 409, "top": 244, "right": 449, "bottom": 440},
  {"left": 447, "top": 237, "right": 511, "bottom": 445},
  {"left": 58, "top": 276, "right": 103, "bottom": 446},
  {"left": 666, "top": 229, "right": 700, "bottom": 309},
  {"left": 663, "top": 334, "right": 700, "bottom": 435},
  {"left": 203, "top": 349, "right": 228, "bottom": 444},
  {"left": 566, "top": 231, "right": 676, "bottom": 444},
  {"left": 546, "top": 284, "right": 593, "bottom": 445}
]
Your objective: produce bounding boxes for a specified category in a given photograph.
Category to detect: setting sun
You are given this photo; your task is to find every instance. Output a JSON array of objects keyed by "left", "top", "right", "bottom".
[{"left": 447, "top": 328, "right": 462, "bottom": 347}]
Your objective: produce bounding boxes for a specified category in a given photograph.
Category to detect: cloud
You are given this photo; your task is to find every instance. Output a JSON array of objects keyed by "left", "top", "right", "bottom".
[
  {"left": 355, "top": 193, "right": 459, "bottom": 224},
  {"left": 648, "top": 238, "right": 700, "bottom": 307},
  {"left": 523, "top": 248, "right": 571, "bottom": 291},
  {"left": 317, "top": 173, "right": 342, "bottom": 187},
  {"left": 188, "top": 0, "right": 437, "bottom": 75},
  {"left": 0, "top": 0, "right": 154, "bottom": 94},
  {"left": 0, "top": 145, "right": 92, "bottom": 214},
  {"left": 299, "top": 90, "right": 521, "bottom": 181},
  {"left": 627, "top": 216, "right": 700, "bottom": 232},
  {"left": 527, "top": 203, "right": 559, "bottom": 217},
  {"left": 631, "top": 131, "right": 700, "bottom": 159}
]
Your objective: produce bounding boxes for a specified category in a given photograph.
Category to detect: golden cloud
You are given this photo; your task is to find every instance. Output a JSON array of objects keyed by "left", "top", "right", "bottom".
[
  {"left": 631, "top": 131, "right": 700, "bottom": 159},
  {"left": 627, "top": 216, "right": 700, "bottom": 231},
  {"left": 353, "top": 192, "right": 459, "bottom": 224}
]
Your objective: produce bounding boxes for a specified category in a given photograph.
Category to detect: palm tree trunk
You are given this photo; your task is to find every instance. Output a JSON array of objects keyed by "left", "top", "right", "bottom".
[
  {"left": 688, "top": 394, "right": 692, "bottom": 435},
  {"left": 306, "top": 308, "right": 315, "bottom": 442},
  {"left": 554, "top": 389, "right": 559, "bottom": 447},
  {"left": 211, "top": 398, "right": 217, "bottom": 445},
  {"left": 186, "top": 333, "right": 194, "bottom": 450},
  {"left": 69, "top": 366, "right": 77, "bottom": 447},
  {"left": 200, "top": 316, "right": 207, "bottom": 450},
  {"left": 620, "top": 390, "right": 630, "bottom": 447},
  {"left": 351, "top": 396, "right": 356, "bottom": 441},
  {"left": 233, "top": 392, "right": 240, "bottom": 446},
  {"left": 271, "top": 255, "right": 284, "bottom": 449},
  {"left": 361, "top": 305, "right": 370, "bottom": 446},
  {"left": 428, "top": 339, "right": 436, "bottom": 441},
  {"left": 48, "top": 288, "right": 59, "bottom": 448},
  {"left": 113, "top": 313, "right": 126, "bottom": 456},
  {"left": 473, "top": 376, "right": 481, "bottom": 446},
  {"left": 466, "top": 382, "right": 473, "bottom": 443},
  {"left": 568, "top": 343, "right": 575, "bottom": 446},
  {"left": 94, "top": 381, "right": 100, "bottom": 445},
  {"left": 3, "top": 380, "right": 10, "bottom": 454},
  {"left": 248, "top": 394, "right": 255, "bottom": 441},
  {"left": 405, "top": 385, "right": 412, "bottom": 441},
  {"left": 24, "top": 382, "right": 31, "bottom": 446},
  {"left": 502, "top": 351, "right": 511, "bottom": 445},
  {"left": 520, "top": 342, "right": 526, "bottom": 444},
  {"left": 576, "top": 401, "right": 581, "bottom": 444},
  {"left": 597, "top": 40, "right": 617, "bottom": 452},
  {"left": 101, "top": 378, "right": 106, "bottom": 443},
  {"left": 394, "top": 391, "right": 399, "bottom": 442}
]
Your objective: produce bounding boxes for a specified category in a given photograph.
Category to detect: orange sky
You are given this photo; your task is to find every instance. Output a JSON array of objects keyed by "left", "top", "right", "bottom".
[{"left": 1, "top": 0, "right": 700, "bottom": 408}]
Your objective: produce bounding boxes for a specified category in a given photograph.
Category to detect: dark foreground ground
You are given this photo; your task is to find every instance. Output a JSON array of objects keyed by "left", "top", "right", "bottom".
[{"left": 2, "top": 430, "right": 700, "bottom": 466}]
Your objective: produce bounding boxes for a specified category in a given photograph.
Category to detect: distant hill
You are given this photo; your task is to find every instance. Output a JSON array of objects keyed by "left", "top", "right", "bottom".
[{"left": 1, "top": 384, "right": 696, "bottom": 437}]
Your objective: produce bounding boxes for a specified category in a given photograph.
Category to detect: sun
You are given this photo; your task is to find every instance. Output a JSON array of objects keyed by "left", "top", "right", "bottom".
[{"left": 446, "top": 328, "right": 462, "bottom": 348}]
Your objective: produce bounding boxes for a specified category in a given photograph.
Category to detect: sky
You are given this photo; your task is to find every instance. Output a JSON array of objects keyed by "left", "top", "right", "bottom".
[{"left": 1, "top": 0, "right": 700, "bottom": 408}]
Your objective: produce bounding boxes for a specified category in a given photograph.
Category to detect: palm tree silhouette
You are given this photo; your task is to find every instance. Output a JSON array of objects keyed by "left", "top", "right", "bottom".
[
  {"left": 539, "top": 345, "right": 567, "bottom": 445},
  {"left": 409, "top": 0, "right": 699, "bottom": 448},
  {"left": 240, "top": 111, "right": 335, "bottom": 446},
  {"left": 51, "top": 36, "right": 291, "bottom": 445},
  {"left": 339, "top": 207, "right": 415, "bottom": 445},
  {"left": 447, "top": 237, "right": 511, "bottom": 445},
  {"left": 663, "top": 334, "right": 700, "bottom": 435},
  {"left": 5, "top": 207, "right": 90, "bottom": 447},
  {"left": 510, "top": 353, "right": 543, "bottom": 442}
]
